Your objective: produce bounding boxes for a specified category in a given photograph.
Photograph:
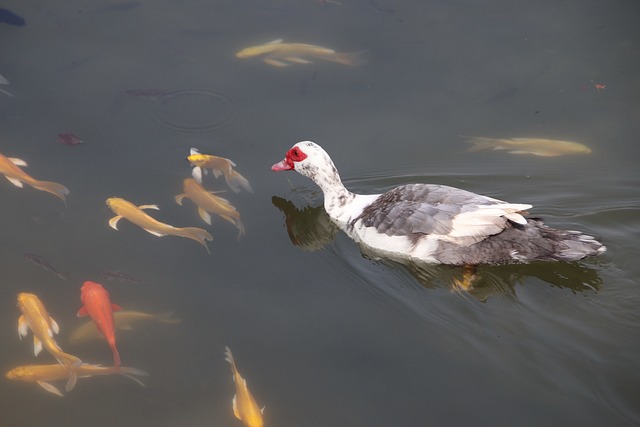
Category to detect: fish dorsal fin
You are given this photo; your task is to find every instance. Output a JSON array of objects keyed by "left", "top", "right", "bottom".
[
  {"left": 37, "top": 380, "right": 64, "bottom": 397},
  {"left": 209, "top": 193, "right": 230, "bottom": 203},
  {"left": 138, "top": 204, "right": 159, "bottom": 210},
  {"left": 109, "top": 215, "right": 123, "bottom": 230},
  {"left": 18, "top": 315, "right": 28, "bottom": 338},
  {"left": 190, "top": 147, "right": 201, "bottom": 155},
  {"left": 232, "top": 394, "right": 241, "bottom": 419},
  {"left": 33, "top": 335, "right": 43, "bottom": 356},
  {"left": 50, "top": 317, "right": 60, "bottom": 335},
  {"left": 6, "top": 176, "right": 23, "bottom": 187},
  {"left": 267, "top": 38, "right": 283, "bottom": 44},
  {"left": 9, "top": 158, "right": 27, "bottom": 167}
]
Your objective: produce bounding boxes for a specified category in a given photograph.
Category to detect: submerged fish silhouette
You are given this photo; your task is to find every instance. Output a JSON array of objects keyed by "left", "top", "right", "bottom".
[
  {"left": 24, "top": 253, "right": 70, "bottom": 281},
  {"left": 0, "top": 8, "right": 26, "bottom": 26}
]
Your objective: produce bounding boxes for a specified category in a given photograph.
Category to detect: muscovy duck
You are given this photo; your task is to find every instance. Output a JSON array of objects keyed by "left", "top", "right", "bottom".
[{"left": 271, "top": 141, "right": 605, "bottom": 266}]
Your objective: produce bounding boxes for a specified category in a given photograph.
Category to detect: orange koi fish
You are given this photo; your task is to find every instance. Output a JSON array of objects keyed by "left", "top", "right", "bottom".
[
  {"left": 0, "top": 151, "right": 69, "bottom": 202},
  {"left": 77, "top": 281, "right": 122, "bottom": 367},
  {"left": 225, "top": 346, "right": 264, "bottom": 427},
  {"left": 106, "top": 197, "right": 213, "bottom": 253},
  {"left": 6, "top": 363, "right": 148, "bottom": 397},
  {"left": 17, "top": 293, "right": 82, "bottom": 391},
  {"left": 187, "top": 148, "right": 253, "bottom": 193},
  {"left": 236, "top": 39, "right": 366, "bottom": 67},
  {"left": 175, "top": 178, "right": 245, "bottom": 238}
]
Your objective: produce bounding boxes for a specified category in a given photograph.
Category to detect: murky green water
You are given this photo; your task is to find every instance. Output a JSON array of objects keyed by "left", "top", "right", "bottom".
[{"left": 1, "top": 0, "right": 639, "bottom": 426}]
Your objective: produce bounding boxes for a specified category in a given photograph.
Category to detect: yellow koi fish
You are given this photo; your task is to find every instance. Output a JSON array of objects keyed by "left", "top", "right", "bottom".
[
  {"left": 17, "top": 293, "right": 82, "bottom": 391},
  {"left": 106, "top": 197, "right": 213, "bottom": 253},
  {"left": 466, "top": 137, "right": 592, "bottom": 157},
  {"left": 175, "top": 178, "right": 245, "bottom": 238},
  {"left": 187, "top": 148, "right": 253, "bottom": 193},
  {"left": 0, "top": 151, "right": 69, "bottom": 202},
  {"left": 236, "top": 39, "right": 366, "bottom": 67},
  {"left": 224, "top": 346, "right": 264, "bottom": 427},
  {"left": 69, "top": 310, "right": 181, "bottom": 345},
  {"left": 5, "top": 363, "right": 148, "bottom": 397}
]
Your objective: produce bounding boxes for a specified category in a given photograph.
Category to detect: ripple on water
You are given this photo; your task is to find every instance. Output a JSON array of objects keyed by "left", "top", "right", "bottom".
[{"left": 152, "top": 88, "right": 237, "bottom": 133}]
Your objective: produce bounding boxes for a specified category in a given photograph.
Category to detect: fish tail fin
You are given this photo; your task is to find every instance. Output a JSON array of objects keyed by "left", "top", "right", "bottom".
[
  {"left": 224, "top": 346, "right": 237, "bottom": 372},
  {"left": 117, "top": 367, "right": 149, "bottom": 387},
  {"left": 225, "top": 170, "right": 253, "bottom": 193},
  {"left": 465, "top": 137, "right": 503, "bottom": 152},
  {"left": 28, "top": 179, "right": 70, "bottom": 203},
  {"left": 153, "top": 311, "right": 182, "bottom": 324},
  {"left": 236, "top": 220, "right": 246, "bottom": 240},
  {"left": 111, "top": 344, "right": 121, "bottom": 368},
  {"left": 332, "top": 50, "right": 367, "bottom": 66},
  {"left": 220, "top": 214, "right": 245, "bottom": 239},
  {"left": 177, "top": 227, "right": 213, "bottom": 252}
]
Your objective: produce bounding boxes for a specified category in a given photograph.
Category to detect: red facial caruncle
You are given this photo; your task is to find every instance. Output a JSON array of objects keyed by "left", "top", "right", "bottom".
[{"left": 271, "top": 145, "right": 307, "bottom": 171}]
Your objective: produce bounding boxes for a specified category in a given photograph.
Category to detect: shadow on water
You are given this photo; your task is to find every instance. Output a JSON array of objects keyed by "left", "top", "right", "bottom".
[{"left": 272, "top": 195, "right": 603, "bottom": 302}]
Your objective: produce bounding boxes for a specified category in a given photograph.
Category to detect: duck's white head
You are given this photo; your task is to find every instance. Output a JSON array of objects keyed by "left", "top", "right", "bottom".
[
  {"left": 271, "top": 141, "right": 339, "bottom": 181},
  {"left": 272, "top": 141, "right": 355, "bottom": 211}
]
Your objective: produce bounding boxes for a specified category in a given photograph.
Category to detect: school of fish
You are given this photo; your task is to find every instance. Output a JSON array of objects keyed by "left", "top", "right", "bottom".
[{"left": 1, "top": 38, "right": 596, "bottom": 426}]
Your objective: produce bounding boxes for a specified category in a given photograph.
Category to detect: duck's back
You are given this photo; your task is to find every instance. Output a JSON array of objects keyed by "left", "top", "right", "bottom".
[{"left": 345, "top": 183, "right": 603, "bottom": 265}]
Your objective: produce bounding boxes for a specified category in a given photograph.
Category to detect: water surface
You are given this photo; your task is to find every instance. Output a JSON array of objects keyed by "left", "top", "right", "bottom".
[{"left": 1, "top": 1, "right": 639, "bottom": 426}]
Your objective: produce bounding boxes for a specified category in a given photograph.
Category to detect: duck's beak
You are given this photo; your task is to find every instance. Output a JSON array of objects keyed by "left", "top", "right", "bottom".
[{"left": 271, "top": 158, "right": 293, "bottom": 171}]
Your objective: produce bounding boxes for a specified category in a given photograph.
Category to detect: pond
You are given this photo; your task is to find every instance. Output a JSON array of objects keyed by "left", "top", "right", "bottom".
[{"left": 0, "top": 1, "right": 638, "bottom": 426}]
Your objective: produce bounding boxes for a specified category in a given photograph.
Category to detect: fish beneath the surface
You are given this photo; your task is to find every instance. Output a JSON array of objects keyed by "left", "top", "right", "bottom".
[
  {"left": 187, "top": 148, "right": 253, "bottom": 193},
  {"left": 0, "top": 7, "right": 25, "bottom": 26},
  {"left": 0, "top": 72, "right": 12, "bottom": 96},
  {"left": 106, "top": 197, "right": 213, "bottom": 253},
  {"left": 77, "top": 281, "right": 122, "bottom": 367},
  {"left": 224, "top": 346, "right": 265, "bottom": 427},
  {"left": 69, "top": 310, "right": 181, "bottom": 345},
  {"left": 175, "top": 178, "right": 245, "bottom": 238},
  {"left": 236, "top": 38, "right": 366, "bottom": 67},
  {"left": 100, "top": 269, "right": 140, "bottom": 284},
  {"left": 24, "top": 253, "right": 70, "bottom": 281},
  {"left": 5, "top": 363, "right": 148, "bottom": 397},
  {"left": 465, "top": 137, "right": 592, "bottom": 157},
  {"left": 17, "top": 293, "right": 82, "bottom": 391},
  {"left": 0, "top": 151, "right": 69, "bottom": 202},
  {"left": 57, "top": 133, "right": 83, "bottom": 146}
]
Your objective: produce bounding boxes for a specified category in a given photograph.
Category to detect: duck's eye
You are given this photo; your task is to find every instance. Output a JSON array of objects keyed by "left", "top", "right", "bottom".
[{"left": 289, "top": 147, "right": 307, "bottom": 162}]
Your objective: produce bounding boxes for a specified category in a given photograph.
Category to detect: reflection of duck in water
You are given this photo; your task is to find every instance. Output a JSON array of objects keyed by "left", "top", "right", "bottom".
[
  {"left": 272, "top": 141, "right": 606, "bottom": 291},
  {"left": 271, "top": 196, "right": 338, "bottom": 251}
]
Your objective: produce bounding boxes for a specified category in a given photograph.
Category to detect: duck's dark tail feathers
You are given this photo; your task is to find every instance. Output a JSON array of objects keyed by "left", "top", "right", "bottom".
[
  {"left": 434, "top": 218, "right": 605, "bottom": 265},
  {"left": 533, "top": 220, "right": 606, "bottom": 262}
]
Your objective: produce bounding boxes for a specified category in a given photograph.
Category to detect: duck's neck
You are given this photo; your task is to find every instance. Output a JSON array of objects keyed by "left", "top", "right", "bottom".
[{"left": 304, "top": 161, "right": 356, "bottom": 224}]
